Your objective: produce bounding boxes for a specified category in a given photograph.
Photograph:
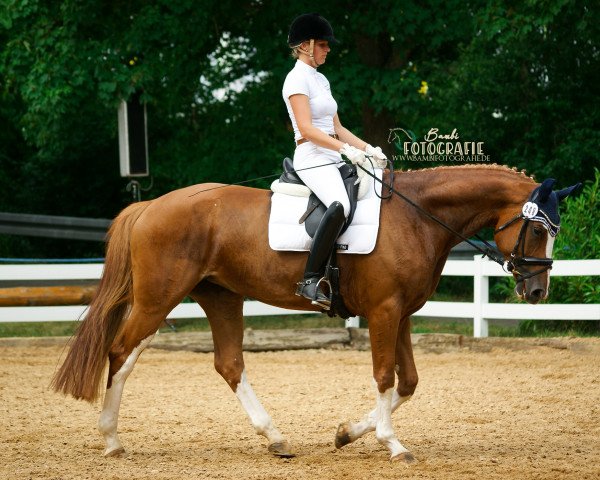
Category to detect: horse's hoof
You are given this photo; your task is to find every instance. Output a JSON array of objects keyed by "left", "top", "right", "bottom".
[
  {"left": 268, "top": 440, "right": 295, "bottom": 458},
  {"left": 335, "top": 423, "right": 353, "bottom": 449},
  {"left": 103, "top": 446, "right": 125, "bottom": 457},
  {"left": 391, "top": 451, "right": 417, "bottom": 464}
]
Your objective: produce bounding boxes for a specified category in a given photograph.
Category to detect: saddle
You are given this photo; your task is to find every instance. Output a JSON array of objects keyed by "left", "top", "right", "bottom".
[
  {"left": 272, "top": 157, "right": 356, "bottom": 319},
  {"left": 275, "top": 157, "right": 360, "bottom": 238}
]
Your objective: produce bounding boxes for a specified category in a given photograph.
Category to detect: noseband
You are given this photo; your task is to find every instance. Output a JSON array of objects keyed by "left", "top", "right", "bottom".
[{"left": 494, "top": 214, "right": 554, "bottom": 282}]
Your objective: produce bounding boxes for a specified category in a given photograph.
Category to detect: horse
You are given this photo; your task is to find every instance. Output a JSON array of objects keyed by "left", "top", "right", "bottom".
[{"left": 51, "top": 164, "right": 580, "bottom": 463}]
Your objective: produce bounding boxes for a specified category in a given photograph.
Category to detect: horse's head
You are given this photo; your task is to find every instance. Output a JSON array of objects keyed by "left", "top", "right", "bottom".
[{"left": 494, "top": 178, "right": 582, "bottom": 304}]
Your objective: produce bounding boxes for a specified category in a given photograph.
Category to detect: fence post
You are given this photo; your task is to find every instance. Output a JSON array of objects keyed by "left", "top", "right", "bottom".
[
  {"left": 345, "top": 316, "right": 360, "bottom": 328},
  {"left": 473, "top": 255, "right": 489, "bottom": 337}
]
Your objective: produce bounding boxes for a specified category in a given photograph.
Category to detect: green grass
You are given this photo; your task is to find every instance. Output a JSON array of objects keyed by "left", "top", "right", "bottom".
[
  {"left": 411, "top": 317, "right": 519, "bottom": 337},
  {"left": 157, "top": 314, "right": 345, "bottom": 334},
  {"left": 410, "top": 317, "right": 522, "bottom": 337},
  {"left": 0, "top": 314, "right": 344, "bottom": 338},
  {"left": 0, "top": 321, "right": 79, "bottom": 338},
  {"left": 2, "top": 314, "right": 595, "bottom": 338}
]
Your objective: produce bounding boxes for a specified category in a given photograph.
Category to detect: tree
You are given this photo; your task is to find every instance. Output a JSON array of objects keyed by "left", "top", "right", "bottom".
[
  {"left": 0, "top": 1, "right": 597, "bottom": 258},
  {"left": 422, "top": 1, "right": 599, "bottom": 184}
]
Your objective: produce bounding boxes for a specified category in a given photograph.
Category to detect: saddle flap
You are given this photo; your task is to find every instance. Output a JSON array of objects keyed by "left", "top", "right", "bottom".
[{"left": 301, "top": 170, "right": 360, "bottom": 238}]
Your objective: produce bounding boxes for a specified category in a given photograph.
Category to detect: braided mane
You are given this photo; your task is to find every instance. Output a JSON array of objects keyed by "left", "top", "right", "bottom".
[{"left": 398, "top": 163, "right": 535, "bottom": 181}]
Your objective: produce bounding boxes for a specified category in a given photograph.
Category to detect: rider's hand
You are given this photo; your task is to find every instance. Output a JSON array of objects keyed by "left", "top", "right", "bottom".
[
  {"left": 339, "top": 143, "right": 367, "bottom": 166},
  {"left": 365, "top": 144, "right": 388, "bottom": 169}
]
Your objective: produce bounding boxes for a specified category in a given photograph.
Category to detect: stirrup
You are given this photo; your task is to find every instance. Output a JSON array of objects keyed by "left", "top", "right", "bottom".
[{"left": 295, "top": 277, "right": 332, "bottom": 310}]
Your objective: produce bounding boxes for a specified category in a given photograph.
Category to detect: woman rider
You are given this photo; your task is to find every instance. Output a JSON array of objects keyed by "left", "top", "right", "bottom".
[{"left": 282, "top": 13, "right": 388, "bottom": 310}]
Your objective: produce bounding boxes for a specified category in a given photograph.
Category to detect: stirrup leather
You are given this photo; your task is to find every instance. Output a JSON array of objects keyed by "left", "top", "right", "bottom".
[{"left": 295, "top": 277, "right": 332, "bottom": 310}]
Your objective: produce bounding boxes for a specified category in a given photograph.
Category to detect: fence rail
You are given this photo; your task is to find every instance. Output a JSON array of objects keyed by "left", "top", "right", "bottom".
[{"left": 0, "top": 257, "right": 598, "bottom": 337}]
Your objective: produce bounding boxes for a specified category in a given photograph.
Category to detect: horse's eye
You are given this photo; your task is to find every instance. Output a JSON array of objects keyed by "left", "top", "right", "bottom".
[{"left": 533, "top": 226, "right": 544, "bottom": 236}]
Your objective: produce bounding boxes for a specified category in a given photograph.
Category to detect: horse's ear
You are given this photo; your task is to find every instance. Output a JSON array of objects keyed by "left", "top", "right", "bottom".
[
  {"left": 535, "top": 178, "right": 556, "bottom": 203},
  {"left": 556, "top": 182, "right": 583, "bottom": 202}
]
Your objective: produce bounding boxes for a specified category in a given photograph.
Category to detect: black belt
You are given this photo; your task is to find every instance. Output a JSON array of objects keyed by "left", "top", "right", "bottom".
[{"left": 296, "top": 133, "right": 339, "bottom": 146}]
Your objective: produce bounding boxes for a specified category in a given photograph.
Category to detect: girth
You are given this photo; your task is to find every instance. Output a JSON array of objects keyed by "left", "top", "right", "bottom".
[{"left": 277, "top": 157, "right": 359, "bottom": 238}]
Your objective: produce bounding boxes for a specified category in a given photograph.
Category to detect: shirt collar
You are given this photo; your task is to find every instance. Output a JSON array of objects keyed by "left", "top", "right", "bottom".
[{"left": 295, "top": 59, "right": 317, "bottom": 75}]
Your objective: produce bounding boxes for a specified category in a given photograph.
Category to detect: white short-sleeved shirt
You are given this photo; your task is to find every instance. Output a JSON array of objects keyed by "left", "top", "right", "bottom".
[{"left": 282, "top": 60, "right": 338, "bottom": 141}]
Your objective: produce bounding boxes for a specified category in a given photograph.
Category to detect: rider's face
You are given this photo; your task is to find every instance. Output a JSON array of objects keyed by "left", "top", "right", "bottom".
[
  {"left": 302, "top": 40, "right": 330, "bottom": 65},
  {"left": 313, "top": 40, "right": 330, "bottom": 64}
]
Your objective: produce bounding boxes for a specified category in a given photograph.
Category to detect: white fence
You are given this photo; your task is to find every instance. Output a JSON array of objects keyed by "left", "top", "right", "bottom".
[{"left": 0, "top": 257, "right": 598, "bottom": 337}]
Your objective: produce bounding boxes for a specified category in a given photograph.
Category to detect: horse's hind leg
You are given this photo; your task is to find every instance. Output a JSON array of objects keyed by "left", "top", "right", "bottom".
[
  {"left": 394, "top": 316, "right": 418, "bottom": 402},
  {"left": 99, "top": 263, "right": 198, "bottom": 456},
  {"left": 97, "top": 304, "right": 165, "bottom": 456},
  {"left": 189, "top": 283, "right": 294, "bottom": 457}
]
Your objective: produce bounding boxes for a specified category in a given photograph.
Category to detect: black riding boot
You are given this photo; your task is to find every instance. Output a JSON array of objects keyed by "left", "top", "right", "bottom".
[{"left": 296, "top": 201, "right": 346, "bottom": 310}]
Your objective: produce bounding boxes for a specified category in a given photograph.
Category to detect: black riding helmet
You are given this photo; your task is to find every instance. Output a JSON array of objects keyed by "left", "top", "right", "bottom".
[{"left": 287, "top": 13, "right": 339, "bottom": 46}]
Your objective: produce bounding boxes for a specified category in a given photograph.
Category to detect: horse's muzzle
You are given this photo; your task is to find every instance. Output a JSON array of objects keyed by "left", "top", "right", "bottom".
[{"left": 514, "top": 280, "right": 546, "bottom": 305}]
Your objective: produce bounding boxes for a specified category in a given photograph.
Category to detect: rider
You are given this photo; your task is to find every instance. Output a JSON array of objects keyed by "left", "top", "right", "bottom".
[{"left": 283, "top": 12, "right": 388, "bottom": 310}]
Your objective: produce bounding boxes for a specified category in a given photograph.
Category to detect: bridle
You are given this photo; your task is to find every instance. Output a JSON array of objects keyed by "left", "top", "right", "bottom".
[{"left": 494, "top": 213, "right": 554, "bottom": 282}]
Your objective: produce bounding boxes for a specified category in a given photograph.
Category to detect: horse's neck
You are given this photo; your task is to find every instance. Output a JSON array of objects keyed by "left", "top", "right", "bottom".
[{"left": 399, "top": 167, "right": 535, "bottom": 241}]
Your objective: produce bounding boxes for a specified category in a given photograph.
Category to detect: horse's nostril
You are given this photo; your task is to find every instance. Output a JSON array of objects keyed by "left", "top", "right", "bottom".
[{"left": 530, "top": 288, "right": 545, "bottom": 300}]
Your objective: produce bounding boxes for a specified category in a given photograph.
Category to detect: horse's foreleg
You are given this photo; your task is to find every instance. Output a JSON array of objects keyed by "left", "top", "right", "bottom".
[
  {"left": 336, "top": 308, "right": 415, "bottom": 463},
  {"left": 235, "top": 370, "right": 293, "bottom": 457},
  {"left": 335, "top": 386, "right": 410, "bottom": 449},
  {"left": 190, "top": 284, "right": 294, "bottom": 458}
]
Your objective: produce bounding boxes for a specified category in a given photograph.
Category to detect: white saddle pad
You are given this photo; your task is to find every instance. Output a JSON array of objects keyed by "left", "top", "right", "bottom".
[{"left": 268, "top": 166, "right": 383, "bottom": 254}]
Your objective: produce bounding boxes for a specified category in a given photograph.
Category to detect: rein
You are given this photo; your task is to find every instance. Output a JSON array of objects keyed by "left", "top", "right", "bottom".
[
  {"left": 357, "top": 161, "right": 553, "bottom": 279},
  {"left": 357, "top": 162, "right": 506, "bottom": 267}
]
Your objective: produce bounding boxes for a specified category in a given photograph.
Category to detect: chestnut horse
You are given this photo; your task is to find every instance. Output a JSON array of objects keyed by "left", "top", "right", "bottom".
[{"left": 52, "top": 164, "right": 577, "bottom": 463}]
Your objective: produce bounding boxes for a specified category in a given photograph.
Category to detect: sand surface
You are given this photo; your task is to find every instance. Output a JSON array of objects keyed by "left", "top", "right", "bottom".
[{"left": 1, "top": 338, "right": 599, "bottom": 479}]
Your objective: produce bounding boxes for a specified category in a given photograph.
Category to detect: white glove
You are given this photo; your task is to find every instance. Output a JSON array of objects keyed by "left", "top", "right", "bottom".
[
  {"left": 339, "top": 143, "right": 366, "bottom": 165},
  {"left": 365, "top": 144, "right": 388, "bottom": 169}
]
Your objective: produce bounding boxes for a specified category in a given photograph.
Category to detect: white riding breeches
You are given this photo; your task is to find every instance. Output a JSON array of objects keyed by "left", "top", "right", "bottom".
[{"left": 293, "top": 142, "right": 351, "bottom": 218}]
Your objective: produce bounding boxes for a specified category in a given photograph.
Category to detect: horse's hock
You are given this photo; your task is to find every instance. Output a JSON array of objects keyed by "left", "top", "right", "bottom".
[{"left": 1, "top": 338, "right": 599, "bottom": 480}]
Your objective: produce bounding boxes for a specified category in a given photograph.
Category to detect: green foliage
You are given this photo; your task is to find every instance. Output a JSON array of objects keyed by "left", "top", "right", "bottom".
[
  {"left": 554, "top": 170, "right": 600, "bottom": 259},
  {"left": 0, "top": 0, "right": 597, "bottom": 260},
  {"left": 552, "top": 169, "right": 600, "bottom": 298},
  {"left": 404, "top": 1, "right": 599, "bottom": 185}
]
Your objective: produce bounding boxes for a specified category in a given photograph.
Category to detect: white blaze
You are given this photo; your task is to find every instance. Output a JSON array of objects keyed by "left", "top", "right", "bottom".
[{"left": 544, "top": 234, "right": 555, "bottom": 298}]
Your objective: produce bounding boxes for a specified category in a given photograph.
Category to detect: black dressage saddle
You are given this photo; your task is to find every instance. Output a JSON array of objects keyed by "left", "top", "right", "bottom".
[{"left": 277, "top": 157, "right": 360, "bottom": 238}]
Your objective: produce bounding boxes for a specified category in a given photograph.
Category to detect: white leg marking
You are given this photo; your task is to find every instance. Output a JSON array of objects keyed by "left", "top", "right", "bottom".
[
  {"left": 235, "top": 370, "right": 285, "bottom": 444},
  {"left": 545, "top": 235, "right": 555, "bottom": 298},
  {"left": 375, "top": 386, "right": 410, "bottom": 459},
  {"left": 98, "top": 334, "right": 154, "bottom": 456},
  {"left": 344, "top": 389, "right": 412, "bottom": 442}
]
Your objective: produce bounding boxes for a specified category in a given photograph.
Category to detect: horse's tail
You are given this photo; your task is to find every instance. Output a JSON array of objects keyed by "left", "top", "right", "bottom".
[{"left": 51, "top": 201, "right": 151, "bottom": 403}]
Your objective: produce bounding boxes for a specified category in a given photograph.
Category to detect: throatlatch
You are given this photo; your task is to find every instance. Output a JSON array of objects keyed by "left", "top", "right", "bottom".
[{"left": 296, "top": 201, "right": 345, "bottom": 310}]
